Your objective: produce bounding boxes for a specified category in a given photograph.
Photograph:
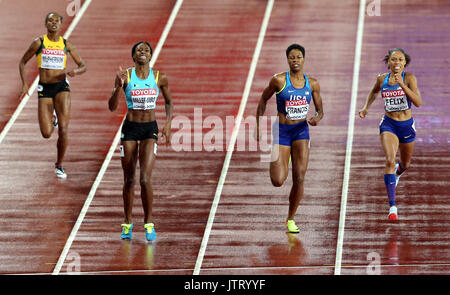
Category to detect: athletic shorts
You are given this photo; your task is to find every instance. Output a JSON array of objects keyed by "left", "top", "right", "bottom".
[
  {"left": 379, "top": 115, "right": 416, "bottom": 143},
  {"left": 121, "top": 119, "right": 158, "bottom": 142},
  {"left": 37, "top": 79, "right": 70, "bottom": 99},
  {"left": 273, "top": 120, "right": 309, "bottom": 146}
]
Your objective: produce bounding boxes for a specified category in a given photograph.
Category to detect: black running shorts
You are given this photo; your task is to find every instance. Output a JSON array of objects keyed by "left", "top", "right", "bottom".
[
  {"left": 121, "top": 119, "right": 158, "bottom": 142},
  {"left": 37, "top": 79, "right": 70, "bottom": 99}
]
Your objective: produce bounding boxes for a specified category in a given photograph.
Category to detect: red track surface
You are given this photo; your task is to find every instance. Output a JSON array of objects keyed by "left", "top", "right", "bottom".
[{"left": 0, "top": 0, "right": 448, "bottom": 275}]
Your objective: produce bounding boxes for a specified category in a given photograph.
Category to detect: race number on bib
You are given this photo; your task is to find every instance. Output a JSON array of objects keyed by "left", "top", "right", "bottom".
[
  {"left": 130, "top": 88, "right": 157, "bottom": 110},
  {"left": 41, "top": 48, "right": 66, "bottom": 70},
  {"left": 285, "top": 98, "right": 309, "bottom": 120},
  {"left": 382, "top": 89, "right": 409, "bottom": 112}
]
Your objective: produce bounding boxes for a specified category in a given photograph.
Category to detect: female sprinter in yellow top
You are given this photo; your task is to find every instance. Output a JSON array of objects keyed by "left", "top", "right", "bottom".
[{"left": 19, "top": 12, "right": 86, "bottom": 178}]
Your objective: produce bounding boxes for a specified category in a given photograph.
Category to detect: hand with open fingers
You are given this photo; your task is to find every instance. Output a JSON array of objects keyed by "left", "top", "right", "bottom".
[{"left": 116, "top": 66, "right": 128, "bottom": 87}]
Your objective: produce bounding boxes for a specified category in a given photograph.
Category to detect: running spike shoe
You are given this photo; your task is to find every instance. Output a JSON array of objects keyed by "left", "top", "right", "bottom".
[
  {"left": 388, "top": 206, "right": 398, "bottom": 221},
  {"left": 286, "top": 220, "right": 300, "bottom": 233},
  {"left": 55, "top": 165, "right": 67, "bottom": 179},
  {"left": 121, "top": 223, "right": 133, "bottom": 240},
  {"left": 144, "top": 223, "right": 157, "bottom": 241}
]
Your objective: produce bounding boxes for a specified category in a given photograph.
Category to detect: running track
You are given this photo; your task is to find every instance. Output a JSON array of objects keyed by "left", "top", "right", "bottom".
[{"left": 0, "top": 0, "right": 448, "bottom": 275}]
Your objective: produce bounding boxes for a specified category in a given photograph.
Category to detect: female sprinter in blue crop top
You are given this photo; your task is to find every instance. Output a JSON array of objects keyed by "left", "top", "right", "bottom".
[
  {"left": 359, "top": 48, "right": 422, "bottom": 221},
  {"left": 108, "top": 41, "right": 173, "bottom": 241},
  {"left": 256, "top": 44, "right": 324, "bottom": 233}
]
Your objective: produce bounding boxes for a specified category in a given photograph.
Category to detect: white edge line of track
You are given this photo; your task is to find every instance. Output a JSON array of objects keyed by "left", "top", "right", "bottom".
[
  {"left": 193, "top": 0, "right": 274, "bottom": 276},
  {"left": 0, "top": 0, "right": 92, "bottom": 145},
  {"left": 334, "top": 0, "right": 366, "bottom": 275},
  {"left": 51, "top": 0, "right": 184, "bottom": 275}
]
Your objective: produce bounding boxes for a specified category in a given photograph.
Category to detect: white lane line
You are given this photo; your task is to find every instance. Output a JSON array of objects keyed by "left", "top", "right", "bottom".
[
  {"left": 334, "top": 0, "right": 366, "bottom": 275},
  {"left": 0, "top": 0, "right": 92, "bottom": 145},
  {"left": 51, "top": 0, "right": 184, "bottom": 275},
  {"left": 193, "top": 0, "right": 274, "bottom": 276}
]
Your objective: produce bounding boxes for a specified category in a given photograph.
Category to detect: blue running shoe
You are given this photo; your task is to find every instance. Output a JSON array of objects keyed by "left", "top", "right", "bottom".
[
  {"left": 121, "top": 223, "right": 133, "bottom": 240},
  {"left": 144, "top": 223, "right": 157, "bottom": 241}
]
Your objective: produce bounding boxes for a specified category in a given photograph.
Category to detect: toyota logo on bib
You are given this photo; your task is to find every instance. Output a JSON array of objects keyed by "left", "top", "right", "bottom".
[{"left": 131, "top": 89, "right": 157, "bottom": 96}]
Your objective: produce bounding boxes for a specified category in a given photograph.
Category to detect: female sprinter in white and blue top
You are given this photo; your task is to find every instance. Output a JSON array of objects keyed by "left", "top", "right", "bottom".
[{"left": 359, "top": 48, "right": 422, "bottom": 220}]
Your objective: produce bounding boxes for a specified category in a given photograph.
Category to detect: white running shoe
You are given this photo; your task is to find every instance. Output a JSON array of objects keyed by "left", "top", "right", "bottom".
[
  {"left": 394, "top": 163, "right": 401, "bottom": 187},
  {"left": 388, "top": 206, "right": 398, "bottom": 221},
  {"left": 55, "top": 166, "right": 67, "bottom": 179},
  {"left": 52, "top": 110, "right": 58, "bottom": 128}
]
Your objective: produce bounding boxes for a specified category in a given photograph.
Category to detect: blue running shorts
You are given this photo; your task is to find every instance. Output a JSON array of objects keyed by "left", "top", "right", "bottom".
[
  {"left": 379, "top": 115, "right": 416, "bottom": 143},
  {"left": 273, "top": 120, "right": 309, "bottom": 146}
]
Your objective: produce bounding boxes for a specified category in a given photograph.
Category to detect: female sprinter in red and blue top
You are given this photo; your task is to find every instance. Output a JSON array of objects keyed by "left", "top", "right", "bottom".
[
  {"left": 108, "top": 41, "right": 173, "bottom": 241},
  {"left": 19, "top": 12, "right": 87, "bottom": 179},
  {"left": 256, "top": 44, "right": 324, "bottom": 233},
  {"left": 359, "top": 48, "right": 422, "bottom": 220}
]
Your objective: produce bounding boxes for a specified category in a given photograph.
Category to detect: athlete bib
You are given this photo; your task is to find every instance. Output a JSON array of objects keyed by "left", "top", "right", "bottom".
[
  {"left": 130, "top": 88, "right": 158, "bottom": 110},
  {"left": 285, "top": 96, "right": 309, "bottom": 120},
  {"left": 382, "top": 88, "right": 409, "bottom": 112},
  {"left": 125, "top": 68, "right": 160, "bottom": 110},
  {"left": 40, "top": 48, "right": 66, "bottom": 69}
]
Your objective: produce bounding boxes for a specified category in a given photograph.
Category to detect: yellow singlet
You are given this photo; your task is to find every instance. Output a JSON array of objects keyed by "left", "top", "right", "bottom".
[{"left": 36, "top": 34, "right": 67, "bottom": 70}]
